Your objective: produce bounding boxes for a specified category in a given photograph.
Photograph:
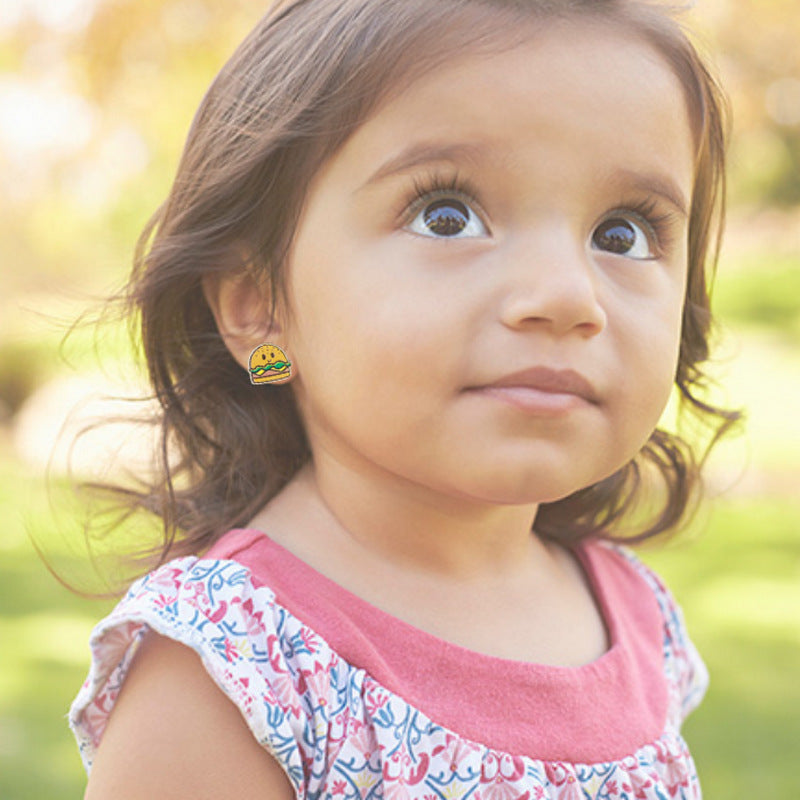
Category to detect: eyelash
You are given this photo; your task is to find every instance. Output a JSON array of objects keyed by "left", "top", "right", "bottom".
[
  {"left": 398, "top": 170, "right": 486, "bottom": 229},
  {"left": 603, "top": 197, "right": 678, "bottom": 256},
  {"left": 398, "top": 171, "right": 679, "bottom": 253}
]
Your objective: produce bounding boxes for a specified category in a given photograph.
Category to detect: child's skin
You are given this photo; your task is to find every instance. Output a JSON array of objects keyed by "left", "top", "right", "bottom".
[{"left": 85, "top": 16, "right": 694, "bottom": 799}]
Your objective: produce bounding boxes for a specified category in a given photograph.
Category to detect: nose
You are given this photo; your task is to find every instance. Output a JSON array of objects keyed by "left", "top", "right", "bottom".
[{"left": 497, "top": 222, "right": 607, "bottom": 337}]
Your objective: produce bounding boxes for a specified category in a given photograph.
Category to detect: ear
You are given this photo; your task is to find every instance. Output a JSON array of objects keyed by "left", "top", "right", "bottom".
[{"left": 202, "top": 270, "right": 289, "bottom": 374}]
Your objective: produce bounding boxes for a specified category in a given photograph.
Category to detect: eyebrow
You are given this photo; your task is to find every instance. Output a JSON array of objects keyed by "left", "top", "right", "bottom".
[
  {"left": 359, "top": 140, "right": 690, "bottom": 217},
  {"left": 359, "top": 141, "right": 488, "bottom": 190},
  {"left": 607, "top": 168, "right": 690, "bottom": 217}
]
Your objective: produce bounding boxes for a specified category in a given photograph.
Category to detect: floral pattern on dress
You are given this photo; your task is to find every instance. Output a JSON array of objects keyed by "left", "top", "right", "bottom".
[{"left": 70, "top": 546, "right": 707, "bottom": 799}]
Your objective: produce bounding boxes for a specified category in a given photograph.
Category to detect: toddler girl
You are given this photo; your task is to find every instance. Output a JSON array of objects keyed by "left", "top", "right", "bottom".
[{"left": 70, "top": 0, "right": 739, "bottom": 797}]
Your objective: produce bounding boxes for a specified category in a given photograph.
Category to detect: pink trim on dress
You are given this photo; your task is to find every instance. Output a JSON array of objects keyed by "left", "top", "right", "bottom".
[{"left": 205, "top": 528, "right": 668, "bottom": 762}]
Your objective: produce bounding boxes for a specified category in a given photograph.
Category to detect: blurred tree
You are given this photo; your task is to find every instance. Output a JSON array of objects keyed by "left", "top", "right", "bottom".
[
  {"left": 0, "top": 1, "right": 263, "bottom": 297},
  {"left": 693, "top": 0, "right": 800, "bottom": 207},
  {"left": 0, "top": 0, "right": 271, "bottom": 406}
]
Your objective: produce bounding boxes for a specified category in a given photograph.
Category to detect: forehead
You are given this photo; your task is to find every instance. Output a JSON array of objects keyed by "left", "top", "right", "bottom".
[{"left": 324, "top": 17, "right": 695, "bottom": 204}]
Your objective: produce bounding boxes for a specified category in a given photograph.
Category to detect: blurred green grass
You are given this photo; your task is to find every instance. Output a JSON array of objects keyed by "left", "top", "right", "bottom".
[
  {"left": 645, "top": 501, "right": 800, "bottom": 798},
  {"left": 0, "top": 449, "right": 114, "bottom": 799},
  {"left": 714, "top": 251, "right": 800, "bottom": 343}
]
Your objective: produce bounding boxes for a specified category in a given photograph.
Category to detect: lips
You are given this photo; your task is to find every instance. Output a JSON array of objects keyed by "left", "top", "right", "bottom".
[
  {"left": 484, "top": 366, "right": 597, "bottom": 401},
  {"left": 469, "top": 366, "right": 599, "bottom": 408}
]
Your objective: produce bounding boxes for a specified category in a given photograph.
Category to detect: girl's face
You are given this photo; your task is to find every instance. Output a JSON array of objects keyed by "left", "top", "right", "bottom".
[{"left": 282, "top": 19, "right": 695, "bottom": 507}]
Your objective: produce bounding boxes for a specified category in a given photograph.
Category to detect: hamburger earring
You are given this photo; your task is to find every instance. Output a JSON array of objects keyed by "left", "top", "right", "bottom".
[{"left": 248, "top": 344, "right": 292, "bottom": 385}]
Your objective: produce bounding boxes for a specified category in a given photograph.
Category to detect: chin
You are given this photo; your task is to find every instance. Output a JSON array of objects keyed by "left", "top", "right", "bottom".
[{"left": 447, "top": 470, "right": 582, "bottom": 508}]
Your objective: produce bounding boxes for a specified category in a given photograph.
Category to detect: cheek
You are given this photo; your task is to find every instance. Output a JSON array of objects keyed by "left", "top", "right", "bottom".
[
  {"left": 612, "top": 286, "right": 684, "bottom": 416},
  {"left": 286, "top": 263, "right": 445, "bottom": 431}
]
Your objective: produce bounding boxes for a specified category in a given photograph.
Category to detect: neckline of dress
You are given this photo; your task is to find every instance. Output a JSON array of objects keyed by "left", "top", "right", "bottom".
[
  {"left": 240, "top": 527, "right": 621, "bottom": 672},
  {"left": 204, "top": 528, "right": 669, "bottom": 762}
]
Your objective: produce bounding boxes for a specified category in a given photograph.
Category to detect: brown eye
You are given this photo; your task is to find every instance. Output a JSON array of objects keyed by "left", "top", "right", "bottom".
[
  {"left": 592, "top": 215, "right": 655, "bottom": 260},
  {"left": 424, "top": 199, "right": 470, "bottom": 236},
  {"left": 407, "top": 196, "right": 488, "bottom": 239}
]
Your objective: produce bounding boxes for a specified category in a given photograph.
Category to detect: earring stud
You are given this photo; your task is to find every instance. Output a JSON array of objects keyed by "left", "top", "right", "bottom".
[{"left": 248, "top": 344, "right": 292, "bottom": 385}]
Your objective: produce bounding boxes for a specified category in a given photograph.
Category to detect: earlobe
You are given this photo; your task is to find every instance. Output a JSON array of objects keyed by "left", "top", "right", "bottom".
[{"left": 202, "top": 270, "right": 286, "bottom": 372}]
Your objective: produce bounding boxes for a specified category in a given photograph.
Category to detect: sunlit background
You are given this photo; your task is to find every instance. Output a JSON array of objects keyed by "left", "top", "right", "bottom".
[{"left": 1, "top": 0, "right": 799, "bottom": 797}]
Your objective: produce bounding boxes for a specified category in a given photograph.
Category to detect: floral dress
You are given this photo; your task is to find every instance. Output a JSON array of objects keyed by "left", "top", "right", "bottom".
[{"left": 70, "top": 528, "right": 708, "bottom": 799}]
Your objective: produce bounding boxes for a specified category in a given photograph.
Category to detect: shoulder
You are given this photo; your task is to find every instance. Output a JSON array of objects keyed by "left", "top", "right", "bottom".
[
  {"left": 588, "top": 539, "right": 710, "bottom": 721},
  {"left": 83, "top": 633, "right": 295, "bottom": 799},
  {"left": 592, "top": 541, "right": 696, "bottom": 648},
  {"left": 70, "top": 549, "right": 347, "bottom": 796}
]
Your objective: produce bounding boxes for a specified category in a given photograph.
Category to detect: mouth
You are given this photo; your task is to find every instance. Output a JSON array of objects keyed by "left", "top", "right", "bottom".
[{"left": 466, "top": 366, "right": 599, "bottom": 414}]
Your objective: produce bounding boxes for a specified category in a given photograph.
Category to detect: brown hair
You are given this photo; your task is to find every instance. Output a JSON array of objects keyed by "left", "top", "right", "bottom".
[{"left": 81, "top": 0, "right": 741, "bottom": 576}]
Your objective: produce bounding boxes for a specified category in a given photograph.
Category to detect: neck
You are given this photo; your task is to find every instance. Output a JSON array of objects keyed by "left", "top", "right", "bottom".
[{"left": 286, "top": 456, "right": 545, "bottom": 581}]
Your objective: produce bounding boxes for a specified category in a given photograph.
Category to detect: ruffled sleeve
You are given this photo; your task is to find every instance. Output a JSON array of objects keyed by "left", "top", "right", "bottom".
[{"left": 69, "top": 557, "right": 349, "bottom": 796}]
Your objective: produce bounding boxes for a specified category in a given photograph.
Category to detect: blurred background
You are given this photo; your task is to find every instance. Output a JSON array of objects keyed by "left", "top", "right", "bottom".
[{"left": 0, "top": 0, "right": 798, "bottom": 796}]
